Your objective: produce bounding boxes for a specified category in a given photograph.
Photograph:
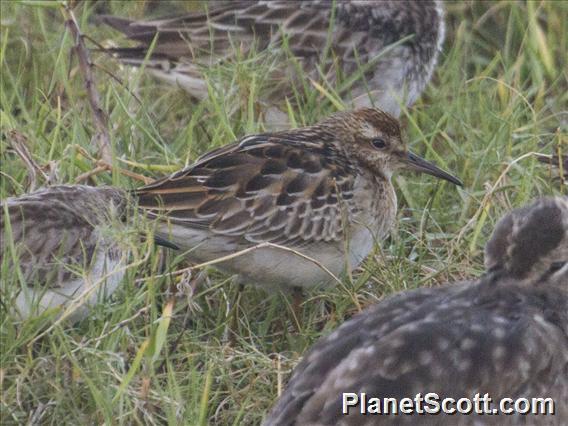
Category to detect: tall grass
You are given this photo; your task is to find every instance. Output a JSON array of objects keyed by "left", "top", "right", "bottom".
[{"left": 1, "top": 1, "right": 566, "bottom": 424}]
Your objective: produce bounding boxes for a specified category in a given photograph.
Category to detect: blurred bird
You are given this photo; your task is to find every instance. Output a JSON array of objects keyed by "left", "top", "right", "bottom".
[
  {"left": 99, "top": 1, "right": 445, "bottom": 122},
  {"left": 135, "top": 107, "right": 462, "bottom": 292},
  {"left": 1, "top": 185, "right": 129, "bottom": 323},
  {"left": 263, "top": 196, "right": 568, "bottom": 425}
]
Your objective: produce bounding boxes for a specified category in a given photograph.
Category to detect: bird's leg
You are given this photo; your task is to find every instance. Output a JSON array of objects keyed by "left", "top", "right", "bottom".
[
  {"left": 174, "top": 268, "right": 208, "bottom": 303},
  {"left": 224, "top": 277, "right": 244, "bottom": 347},
  {"left": 289, "top": 286, "right": 305, "bottom": 333}
]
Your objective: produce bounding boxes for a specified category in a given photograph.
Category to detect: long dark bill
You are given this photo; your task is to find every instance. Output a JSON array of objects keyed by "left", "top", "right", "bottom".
[{"left": 406, "top": 151, "right": 463, "bottom": 186}]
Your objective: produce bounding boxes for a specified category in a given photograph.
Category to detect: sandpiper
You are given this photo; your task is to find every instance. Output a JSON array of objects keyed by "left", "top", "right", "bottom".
[
  {"left": 135, "top": 108, "right": 462, "bottom": 292},
  {"left": 1, "top": 185, "right": 129, "bottom": 323},
  {"left": 263, "top": 196, "right": 568, "bottom": 425},
  {"left": 99, "top": 1, "right": 445, "bottom": 120}
]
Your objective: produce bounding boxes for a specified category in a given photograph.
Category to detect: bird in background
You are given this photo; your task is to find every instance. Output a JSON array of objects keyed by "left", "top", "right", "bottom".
[
  {"left": 134, "top": 107, "right": 462, "bottom": 293},
  {"left": 1, "top": 185, "right": 130, "bottom": 323},
  {"left": 263, "top": 196, "right": 568, "bottom": 425},
  {"left": 99, "top": 0, "right": 445, "bottom": 124}
]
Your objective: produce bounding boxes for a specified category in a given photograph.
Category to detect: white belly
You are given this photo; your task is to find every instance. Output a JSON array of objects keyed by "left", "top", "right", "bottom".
[
  {"left": 13, "top": 252, "right": 125, "bottom": 323},
  {"left": 160, "top": 221, "right": 378, "bottom": 291}
]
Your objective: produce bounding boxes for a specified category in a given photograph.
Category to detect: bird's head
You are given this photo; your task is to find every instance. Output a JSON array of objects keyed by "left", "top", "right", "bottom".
[
  {"left": 485, "top": 196, "right": 568, "bottom": 286},
  {"left": 325, "top": 108, "right": 462, "bottom": 186}
]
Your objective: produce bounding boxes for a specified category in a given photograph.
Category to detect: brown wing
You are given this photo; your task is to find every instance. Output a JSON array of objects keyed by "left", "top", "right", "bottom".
[
  {"left": 98, "top": 0, "right": 373, "bottom": 86},
  {"left": 135, "top": 132, "right": 356, "bottom": 246},
  {"left": 1, "top": 186, "right": 125, "bottom": 286},
  {"left": 99, "top": 2, "right": 331, "bottom": 60}
]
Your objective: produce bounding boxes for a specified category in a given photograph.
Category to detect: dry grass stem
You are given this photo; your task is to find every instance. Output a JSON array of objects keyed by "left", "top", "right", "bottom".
[
  {"left": 6, "top": 130, "right": 49, "bottom": 191},
  {"left": 60, "top": 2, "right": 112, "bottom": 163}
]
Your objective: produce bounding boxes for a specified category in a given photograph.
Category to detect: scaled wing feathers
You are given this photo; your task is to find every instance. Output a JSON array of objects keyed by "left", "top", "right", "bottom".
[{"left": 135, "top": 133, "right": 356, "bottom": 246}]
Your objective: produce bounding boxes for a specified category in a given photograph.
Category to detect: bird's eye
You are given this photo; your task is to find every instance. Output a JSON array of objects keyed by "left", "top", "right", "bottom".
[
  {"left": 371, "top": 138, "right": 387, "bottom": 149},
  {"left": 548, "top": 261, "right": 566, "bottom": 274}
]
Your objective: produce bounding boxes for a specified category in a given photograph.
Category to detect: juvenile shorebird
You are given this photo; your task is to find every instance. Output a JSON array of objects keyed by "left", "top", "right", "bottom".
[
  {"left": 135, "top": 108, "right": 462, "bottom": 292},
  {"left": 263, "top": 196, "right": 568, "bottom": 425},
  {"left": 1, "top": 185, "right": 129, "bottom": 323},
  {"left": 99, "top": 1, "right": 445, "bottom": 120}
]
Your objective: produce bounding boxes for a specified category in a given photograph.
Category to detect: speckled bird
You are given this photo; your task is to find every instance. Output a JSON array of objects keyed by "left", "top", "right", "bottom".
[
  {"left": 263, "top": 196, "right": 568, "bottom": 425},
  {"left": 135, "top": 107, "right": 461, "bottom": 292},
  {"left": 1, "top": 185, "right": 129, "bottom": 323},
  {"left": 99, "top": 0, "right": 445, "bottom": 122}
]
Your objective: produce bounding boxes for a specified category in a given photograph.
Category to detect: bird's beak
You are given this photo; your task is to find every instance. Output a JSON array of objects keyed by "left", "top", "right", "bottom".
[{"left": 405, "top": 151, "right": 463, "bottom": 186}]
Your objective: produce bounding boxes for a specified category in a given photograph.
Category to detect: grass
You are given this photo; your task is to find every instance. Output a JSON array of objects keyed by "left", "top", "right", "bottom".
[{"left": 1, "top": 1, "right": 566, "bottom": 424}]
